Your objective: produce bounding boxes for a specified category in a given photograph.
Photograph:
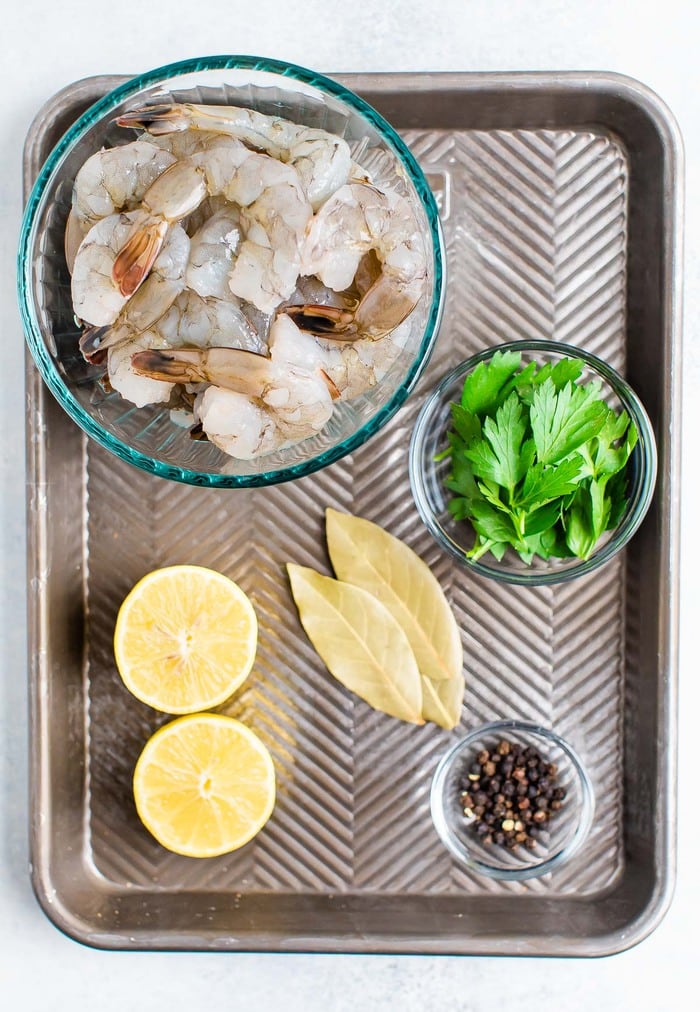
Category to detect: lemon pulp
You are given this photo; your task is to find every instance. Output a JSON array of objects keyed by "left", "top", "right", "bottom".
[
  {"left": 133, "top": 713, "right": 276, "bottom": 857},
  {"left": 114, "top": 565, "right": 257, "bottom": 714}
]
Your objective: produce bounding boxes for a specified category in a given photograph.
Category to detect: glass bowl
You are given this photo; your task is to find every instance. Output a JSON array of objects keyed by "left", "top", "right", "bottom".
[
  {"left": 18, "top": 55, "right": 445, "bottom": 488},
  {"left": 430, "top": 720, "right": 594, "bottom": 881},
  {"left": 409, "top": 339, "right": 656, "bottom": 585}
]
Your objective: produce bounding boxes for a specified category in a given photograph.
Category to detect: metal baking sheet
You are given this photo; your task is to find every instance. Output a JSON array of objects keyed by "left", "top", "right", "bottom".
[{"left": 23, "top": 72, "right": 682, "bottom": 954}]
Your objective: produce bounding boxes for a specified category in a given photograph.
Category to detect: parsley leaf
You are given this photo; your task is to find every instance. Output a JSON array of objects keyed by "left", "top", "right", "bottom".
[
  {"left": 464, "top": 393, "right": 529, "bottom": 498},
  {"left": 449, "top": 403, "right": 482, "bottom": 446},
  {"left": 441, "top": 351, "right": 641, "bottom": 565},
  {"left": 530, "top": 378, "right": 608, "bottom": 465},
  {"left": 563, "top": 486, "right": 598, "bottom": 559},
  {"left": 461, "top": 350, "right": 522, "bottom": 415},
  {"left": 518, "top": 455, "right": 584, "bottom": 510},
  {"left": 509, "top": 357, "right": 585, "bottom": 405},
  {"left": 584, "top": 407, "right": 638, "bottom": 478}
]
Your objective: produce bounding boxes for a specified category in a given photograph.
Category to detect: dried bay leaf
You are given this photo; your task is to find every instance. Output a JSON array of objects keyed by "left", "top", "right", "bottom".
[
  {"left": 287, "top": 564, "right": 424, "bottom": 725},
  {"left": 325, "top": 509, "right": 463, "bottom": 685},
  {"left": 420, "top": 675, "right": 464, "bottom": 730}
]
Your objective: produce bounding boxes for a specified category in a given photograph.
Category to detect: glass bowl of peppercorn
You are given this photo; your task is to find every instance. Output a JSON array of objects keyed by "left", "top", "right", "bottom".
[{"left": 430, "top": 720, "right": 594, "bottom": 880}]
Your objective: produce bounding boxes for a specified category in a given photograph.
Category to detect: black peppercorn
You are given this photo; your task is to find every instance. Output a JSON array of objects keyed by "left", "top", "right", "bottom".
[{"left": 457, "top": 737, "right": 566, "bottom": 856}]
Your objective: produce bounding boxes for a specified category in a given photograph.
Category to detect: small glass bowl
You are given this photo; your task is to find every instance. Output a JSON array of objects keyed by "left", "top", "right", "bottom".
[
  {"left": 430, "top": 720, "right": 594, "bottom": 881},
  {"left": 409, "top": 339, "right": 657, "bottom": 585},
  {"left": 18, "top": 55, "right": 445, "bottom": 488}
]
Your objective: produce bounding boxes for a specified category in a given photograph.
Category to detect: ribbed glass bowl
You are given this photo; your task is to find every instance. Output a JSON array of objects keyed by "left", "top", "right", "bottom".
[
  {"left": 18, "top": 56, "right": 445, "bottom": 488},
  {"left": 409, "top": 340, "right": 657, "bottom": 585},
  {"left": 430, "top": 720, "right": 594, "bottom": 881}
]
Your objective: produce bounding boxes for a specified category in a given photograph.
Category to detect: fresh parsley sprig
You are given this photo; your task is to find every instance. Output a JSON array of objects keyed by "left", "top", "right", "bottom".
[{"left": 442, "top": 351, "right": 638, "bottom": 564}]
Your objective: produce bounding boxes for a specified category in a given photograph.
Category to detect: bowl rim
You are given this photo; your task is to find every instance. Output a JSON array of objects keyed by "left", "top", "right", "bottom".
[
  {"left": 409, "top": 338, "right": 658, "bottom": 585},
  {"left": 17, "top": 54, "right": 446, "bottom": 488},
  {"left": 430, "top": 719, "right": 595, "bottom": 881}
]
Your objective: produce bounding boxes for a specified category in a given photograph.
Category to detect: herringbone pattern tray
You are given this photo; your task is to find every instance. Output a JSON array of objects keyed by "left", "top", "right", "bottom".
[{"left": 85, "top": 126, "right": 627, "bottom": 898}]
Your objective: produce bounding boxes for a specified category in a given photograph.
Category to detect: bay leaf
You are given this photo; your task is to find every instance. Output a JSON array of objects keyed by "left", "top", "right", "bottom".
[
  {"left": 325, "top": 509, "right": 463, "bottom": 684},
  {"left": 287, "top": 564, "right": 424, "bottom": 725},
  {"left": 420, "top": 675, "right": 465, "bottom": 730}
]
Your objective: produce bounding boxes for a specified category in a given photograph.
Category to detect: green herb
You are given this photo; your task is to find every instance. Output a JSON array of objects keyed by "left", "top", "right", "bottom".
[{"left": 442, "top": 352, "right": 638, "bottom": 563}]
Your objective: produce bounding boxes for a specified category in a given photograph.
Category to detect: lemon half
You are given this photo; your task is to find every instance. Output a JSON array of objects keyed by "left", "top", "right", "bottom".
[
  {"left": 114, "top": 565, "right": 257, "bottom": 714},
  {"left": 133, "top": 713, "right": 276, "bottom": 858}
]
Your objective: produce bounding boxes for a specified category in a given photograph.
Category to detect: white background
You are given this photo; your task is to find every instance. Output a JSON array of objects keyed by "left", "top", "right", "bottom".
[{"left": 2, "top": 2, "right": 697, "bottom": 1009}]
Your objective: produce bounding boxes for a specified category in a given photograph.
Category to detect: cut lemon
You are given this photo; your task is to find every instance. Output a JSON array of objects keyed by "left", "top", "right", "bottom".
[
  {"left": 114, "top": 565, "right": 257, "bottom": 714},
  {"left": 133, "top": 713, "right": 276, "bottom": 857}
]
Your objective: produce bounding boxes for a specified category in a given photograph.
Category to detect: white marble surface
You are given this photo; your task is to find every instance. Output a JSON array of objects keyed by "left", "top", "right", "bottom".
[{"left": 2, "top": 2, "right": 697, "bottom": 1008}]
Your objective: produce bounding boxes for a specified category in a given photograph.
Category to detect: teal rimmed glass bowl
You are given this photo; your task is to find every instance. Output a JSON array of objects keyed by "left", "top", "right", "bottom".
[{"left": 18, "top": 56, "right": 445, "bottom": 488}]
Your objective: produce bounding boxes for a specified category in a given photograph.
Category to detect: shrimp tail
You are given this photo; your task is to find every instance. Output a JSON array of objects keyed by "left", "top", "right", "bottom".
[
  {"left": 131, "top": 346, "right": 272, "bottom": 392},
  {"left": 130, "top": 348, "right": 209, "bottom": 385},
  {"left": 282, "top": 304, "right": 361, "bottom": 340},
  {"left": 116, "top": 104, "right": 191, "bottom": 135},
  {"left": 189, "top": 421, "right": 209, "bottom": 442},
  {"left": 112, "top": 219, "right": 168, "bottom": 296},
  {"left": 79, "top": 325, "right": 112, "bottom": 363}
]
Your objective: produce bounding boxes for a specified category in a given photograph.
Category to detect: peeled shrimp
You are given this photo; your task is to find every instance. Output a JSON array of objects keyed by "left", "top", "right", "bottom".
[
  {"left": 117, "top": 103, "right": 352, "bottom": 210},
  {"left": 105, "top": 289, "right": 264, "bottom": 409},
  {"left": 83, "top": 284, "right": 262, "bottom": 362},
  {"left": 189, "top": 316, "right": 410, "bottom": 457},
  {"left": 131, "top": 315, "right": 335, "bottom": 458},
  {"left": 111, "top": 136, "right": 312, "bottom": 314},
  {"left": 154, "top": 289, "right": 263, "bottom": 353},
  {"left": 287, "top": 182, "right": 428, "bottom": 340},
  {"left": 72, "top": 210, "right": 189, "bottom": 330},
  {"left": 321, "top": 317, "right": 413, "bottom": 399},
  {"left": 70, "top": 140, "right": 177, "bottom": 238},
  {"left": 108, "top": 332, "right": 174, "bottom": 408},
  {"left": 185, "top": 204, "right": 241, "bottom": 301}
]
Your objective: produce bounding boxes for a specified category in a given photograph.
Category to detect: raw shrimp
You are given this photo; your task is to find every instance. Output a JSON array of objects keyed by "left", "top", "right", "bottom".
[
  {"left": 72, "top": 210, "right": 189, "bottom": 330},
  {"left": 111, "top": 136, "right": 312, "bottom": 314},
  {"left": 70, "top": 139, "right": 177, "bottom": 237},
  {"left": 243, "top": 310, "right": 412, "bottom": 402},
  {"left": 117, "top": 103, "right": 352, "bottom": 209},
  {"left": 139, "top": 129, "right": 229, "bottom": 161},
  {"left": 194, "top": 389, "right": 280, "bottom": 459},
  {"left": 185, "top": 204, "right": 241, "bottom": 301},
  {"left": 189, "top": 317, "right": 413, "bottom": 456},
  {"left": 286, "top": 182, "right": 428, "bottom": 340},
  {"left": 106, "top": 289, "right": 264, "bottom": 408},
  {"left": 320, "top": 317, "right": 413, "bottom": 400},
  {"left": 131, "top": 315, "right": 336, "bottom": 458},
  {"left": 154, "top": 289, "right": 263, "bottom": 353},
  {"left": 108, "top": 332, "right": 174, "bottom": 408},
  {"left": 184, "top": 194, "right": 231, "bottom": 236},
  {"left": 82, "top": 285, "right": 263, "bottom": 363}
]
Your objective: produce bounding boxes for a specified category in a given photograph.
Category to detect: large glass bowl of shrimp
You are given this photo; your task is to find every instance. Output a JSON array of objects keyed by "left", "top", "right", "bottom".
[{"left": 18, "top": 56, "right": 445, "bottom": 486}]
